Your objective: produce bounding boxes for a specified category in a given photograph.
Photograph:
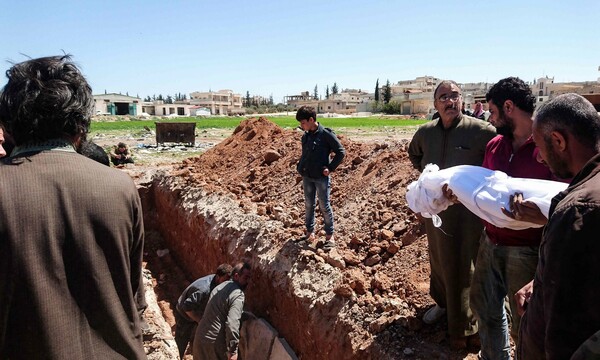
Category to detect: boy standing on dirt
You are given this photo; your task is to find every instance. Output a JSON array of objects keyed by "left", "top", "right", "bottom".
[{"left": 296, "top": 106, "right": 345, "bottom": 250}]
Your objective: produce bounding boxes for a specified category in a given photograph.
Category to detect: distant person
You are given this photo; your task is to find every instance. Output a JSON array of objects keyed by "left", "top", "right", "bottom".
[
  {"left": 194, "top": 262, "right": 252, "bottom": 360},
  {"left": 175, "top": 263, "right": 233, "bottom": 359},
  {"left": 79, "top": 139, "right": 110, "bottom": 166},
  {"left": 462, "top": 101, "right": 473, "bottom": 116},
  {"left": 296, "top": 105, "right": 346, "bottom": 250},
  {"left": 472, "top": 101, "right": 486, "bottom": 120},
  {"left": 110, "top": 141, "right": 134, "bottom": 166},
  {"left": 408, "top": 80, "right": 496, "bottom": 350},
  {"left": 0, "top": 55, "right": 145, "bottom": 358},
  {"left": 515, "top": 94, "right": 600, "bottom": 359}
]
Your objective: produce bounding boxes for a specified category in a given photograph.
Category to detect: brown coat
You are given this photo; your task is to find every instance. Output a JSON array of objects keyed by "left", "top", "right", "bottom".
[{"left": 0, "top": 149, "right": 145, "bottom": 359}]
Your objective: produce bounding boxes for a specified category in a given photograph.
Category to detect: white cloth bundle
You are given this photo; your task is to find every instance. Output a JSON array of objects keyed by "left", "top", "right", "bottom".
[{"left": 406, "top": 164, "right": 568, "bottom": 230}]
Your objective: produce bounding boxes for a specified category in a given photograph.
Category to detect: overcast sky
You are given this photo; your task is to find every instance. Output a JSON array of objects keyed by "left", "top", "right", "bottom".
[{"left": 2, "top": 0, "right": 599, "bottom": 103}]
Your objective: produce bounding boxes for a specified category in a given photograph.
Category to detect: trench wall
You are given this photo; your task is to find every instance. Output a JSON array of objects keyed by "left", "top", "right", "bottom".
[{"left": 139, "top": 172, "right": 379, "bottom": 360}]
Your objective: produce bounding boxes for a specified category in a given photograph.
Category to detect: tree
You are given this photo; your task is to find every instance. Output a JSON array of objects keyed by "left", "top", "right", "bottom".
[
  {"left": 374, "top": 79, "right": 380, "bottom": 102},
  {"left": 269, "top": 95, "right": 274, "bottom": 105},
  {"left": 245, "top": 91, "right": 251, "bottom": 107},
  {"left": 332, "top": 82, "right": 339, "bottom": 95},
  {"left": 326, "top": 85, "right": 330, "bottom": 99},
  {"left": 383, "top": 79, "right": 392, "bottom": 104},
  {"left": 165, "top": 95, "right": 173, "bottom": 104},
  {"left": 157, "top": 94, "right": 164, "bottom": 101},
  {"left": 313, "top": 84, "right": 318, "bottom": 100}
]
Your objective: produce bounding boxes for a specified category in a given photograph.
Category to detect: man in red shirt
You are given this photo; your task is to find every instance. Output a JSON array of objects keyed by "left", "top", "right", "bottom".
[{"left": 469, "top": 77, "right": 561, "bottom": 360}]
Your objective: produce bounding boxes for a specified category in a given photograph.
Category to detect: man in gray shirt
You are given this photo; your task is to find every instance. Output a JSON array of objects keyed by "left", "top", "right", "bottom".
[
  {"left": 175, "top": 264, "right": 232, "bottom": 359},
  {"left": 194, "top": 262, "right": 252, "bottom": 360}
]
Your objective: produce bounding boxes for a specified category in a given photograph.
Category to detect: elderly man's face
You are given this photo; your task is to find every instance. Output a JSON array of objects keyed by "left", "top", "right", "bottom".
[
  {"left": 0, "top": 129, "right": 6, "bottom": 158},
  {"left": 532, "top": 121, "right": 572, "bottom": 179},
  {"left": 434, "top": 83, "right": 462, "bottom": 120}
]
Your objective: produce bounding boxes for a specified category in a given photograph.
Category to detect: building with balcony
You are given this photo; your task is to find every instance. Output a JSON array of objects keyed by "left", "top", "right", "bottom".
[{"left": 189, "top": 89, "right": 244, "bottom": 115}]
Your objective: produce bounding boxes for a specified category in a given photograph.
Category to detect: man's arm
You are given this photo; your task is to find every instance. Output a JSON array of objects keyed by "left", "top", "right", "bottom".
[
  {"left": 407, "top": 130, "right": 424, "bottom": 171},
  {"left": 325, "top": 131, "right": 345, "bottom": 171},
  {"left": 543, "top": 206, "right": 600, "bottom": 359}
]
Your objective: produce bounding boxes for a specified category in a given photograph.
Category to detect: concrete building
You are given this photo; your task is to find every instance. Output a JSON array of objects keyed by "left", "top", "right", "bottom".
[
  {"left": 284, "top": 91, "right": 318, "bottom": 109},
  {"left": 93, "top": 93, "right": 142, "bottom": 116},
  {"left": 189, "top": 89, "right": 244, "bottom": 115}
]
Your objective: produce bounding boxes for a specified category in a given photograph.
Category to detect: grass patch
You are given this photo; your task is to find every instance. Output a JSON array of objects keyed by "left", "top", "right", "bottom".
[{"left": 90, "top": 116, "right": 427, "bottom": 133}]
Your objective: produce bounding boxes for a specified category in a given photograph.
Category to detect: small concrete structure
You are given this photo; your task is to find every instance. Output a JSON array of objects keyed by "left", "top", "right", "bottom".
[{"left": 239, "top": 316, "right": 298, "bottom": 360}]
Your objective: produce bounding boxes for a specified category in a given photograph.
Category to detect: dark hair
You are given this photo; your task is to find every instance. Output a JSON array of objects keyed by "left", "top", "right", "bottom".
[
  {"left": 79, "top": 140, "right": 110, "bottom": 166},
  {"left": 117, "top": 142, "right": 127, "bottom": 148},
  {"left": 296, "top": 106, "right": 317, "bottom": 121},
  {"left": 0, "top": 55, "right": 93, "bottom": 145},
  {"left": 231, "top": 262, "right": 251, "bottom": 277},
  {"left": 535, "top": 93, "right": 600, "bottom": 150},
  {"left": 215, "top": 263, "right": 233, "bottom": 277},
  {"left": 433, "top": 80, "right": 460, "bottom": 99},
  {"left": 486, "top": 77, "right": 535, "bottom": 114}
]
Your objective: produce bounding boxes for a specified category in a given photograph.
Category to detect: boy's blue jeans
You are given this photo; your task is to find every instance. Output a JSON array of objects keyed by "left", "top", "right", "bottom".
[{"left": 302, "top": 176, "right": 334, "bottom": 235}]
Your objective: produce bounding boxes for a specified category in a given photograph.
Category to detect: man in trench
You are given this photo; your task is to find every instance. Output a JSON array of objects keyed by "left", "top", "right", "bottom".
[{"left": 194, "top": 262, "right": 252, "bottom": 360}]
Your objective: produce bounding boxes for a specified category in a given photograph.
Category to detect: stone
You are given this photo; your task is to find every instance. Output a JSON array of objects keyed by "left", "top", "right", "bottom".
[
  {"left": 239, "top": 318, "right": 278, "bottom": 360},
  {"left": 269, "top": 337, "right": 299, "bottom": 360},
  {"left": 364, "top": 254, "right": 381, "bottom": 267},
  {"left": 263, "top": 150, "right": 282, "bottom": 165},
  {"left": 380, "top": 229, "right": 394, "bottom": 240}
]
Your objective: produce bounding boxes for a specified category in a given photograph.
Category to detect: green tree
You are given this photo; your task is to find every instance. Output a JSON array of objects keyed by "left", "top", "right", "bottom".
[
  {"left": 332, "top": 82, "right": 339, "bottom": 95},
  {"left": 326, "top": 85, "right": 330, "bottom": 99},
  {"left": 245, "top": 91, "right": 251, "bottom": 107},
  {"left": 374, "top": 79, "right": 380, "bottom": 102},
  {"left": 313, "top": 84, "right": 319, "bottom": 100},
  {"left": 165, "top": 95, "right": 173, "bottom": 104},
  {"left": 383, "top": 79, "right": 392, "bottom": 104}
]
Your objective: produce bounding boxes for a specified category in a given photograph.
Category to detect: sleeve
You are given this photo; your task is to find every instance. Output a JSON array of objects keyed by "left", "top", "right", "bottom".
[
  {"left": 225, "top": 290, "right": 245, "bottom": 355},
  {"left": 325, "top": 131, "right": 345, "bottom": 171},
  {"left": 181, "top": 290, "right": 206, "bottom": 312},
  {"left": 407, "top": 129, "right": 424, "bottom": 171},
  {"left": 543, "top": 206, "right": 600, "bottom": 360},
  {"left": 130, "top": 184, "right": 145, "bottom": 312}
]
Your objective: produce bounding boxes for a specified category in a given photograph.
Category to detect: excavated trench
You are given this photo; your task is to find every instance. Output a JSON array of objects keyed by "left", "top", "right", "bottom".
[{"left": 136, "top": 117, "right": 481, "bottom": 360}]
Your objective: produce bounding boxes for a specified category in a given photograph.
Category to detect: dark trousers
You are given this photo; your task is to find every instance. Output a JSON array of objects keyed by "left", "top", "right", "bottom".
[{"left": 175, "top": 310, "right": 196, "bottom": 359}]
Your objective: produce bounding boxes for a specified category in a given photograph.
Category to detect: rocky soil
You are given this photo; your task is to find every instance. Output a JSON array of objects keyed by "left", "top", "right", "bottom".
[{"left": 120, "top": 117, "right": 481, "bottom": 359}]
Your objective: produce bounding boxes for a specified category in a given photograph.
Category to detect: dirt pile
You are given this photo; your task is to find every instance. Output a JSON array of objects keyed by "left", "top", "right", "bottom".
[{"left": 144, "top": 117, "right": 478, "bottom": 359}]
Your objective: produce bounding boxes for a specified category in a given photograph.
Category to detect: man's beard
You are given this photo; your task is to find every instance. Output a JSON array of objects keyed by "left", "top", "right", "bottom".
[{"left": 544, "top": 139, "right": 572, "bottom": 179}]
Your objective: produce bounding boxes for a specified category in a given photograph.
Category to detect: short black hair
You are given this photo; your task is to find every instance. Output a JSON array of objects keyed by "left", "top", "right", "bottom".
[
  {"left": 79, "top": 140, "right": 110, "bottom": 166},
  {"left": 535, "top": 93, "right": 600, "bottom": 151},
  {"left": 215, "top": 263, "right": 233, "bottom": 277},
  {"left": 0, "top": 55, "right": 93, "bottom": 145},
  {"left": 486, "top": 77, "right": 535, "bottom": 114},
  {"left": 231, "top": 261, "right": 251, "bottom": 277},
  {"left": 296, "top": 106, "right": 316, "bottom": 121}
]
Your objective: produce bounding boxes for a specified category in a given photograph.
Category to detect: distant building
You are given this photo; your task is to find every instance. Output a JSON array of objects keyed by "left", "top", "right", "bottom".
[
  {"left": 284, "top": 91, "right": 318, "bottom": 109},
  {"left": 93, "top": 93, "right": 142, "bottom": 116},
  {"left": 189, "top": 89, "right": 244, "bottom": 115}
]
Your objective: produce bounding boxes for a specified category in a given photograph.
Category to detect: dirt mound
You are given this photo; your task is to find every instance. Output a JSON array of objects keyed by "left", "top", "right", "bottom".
[{"left": 155, "top": 117, "right": 477, "bottom": 359}]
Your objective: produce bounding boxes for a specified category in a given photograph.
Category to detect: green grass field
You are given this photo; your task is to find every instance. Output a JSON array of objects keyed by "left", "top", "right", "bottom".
[{"left": 90, "top": 116, "right": 427, "bottom": 132}]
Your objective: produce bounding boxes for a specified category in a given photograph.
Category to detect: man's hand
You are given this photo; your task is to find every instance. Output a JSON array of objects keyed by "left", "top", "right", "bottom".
[
  {"left": 501, "top": 192, "right": 547, "bottom": 225},
  {"left": 322, "top": 167, "right": 330, "bottom": 177},
  {"left": 228, "top": 352, "right": 238, "bottom": 360},
  {"left": 442, "top": 184, "right": 459, "bottom": 204},
  {"left": 514, "top": 280, "right": 534, "bottom": 316}
]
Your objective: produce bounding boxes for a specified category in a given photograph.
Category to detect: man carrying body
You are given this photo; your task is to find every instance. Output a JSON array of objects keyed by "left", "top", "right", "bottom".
[
  {"left": 467, "top": 77, "right": 556, "bottom": 360},
  {"left": 175, "top": 263, "right": 233, "bottom": 359},
  {"left": 296, "top": 106, "right": 345, "bottom": 250},
  {"left": 0, "top": 55, "right": 146, "bottom": 359},
  {"left": 515, "top": 94, "right": 600, "bottom": 359},
  {"left": 408, "top": 80, "right": 496, "bottom": 349},
  {"left": 194, "top": 262, "right": 252, "bottom": 360}
]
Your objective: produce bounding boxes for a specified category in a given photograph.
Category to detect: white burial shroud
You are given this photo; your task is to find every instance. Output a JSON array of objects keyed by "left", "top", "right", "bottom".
[{"left": 405, "top": 164, "right": 568, "bottom": 230}]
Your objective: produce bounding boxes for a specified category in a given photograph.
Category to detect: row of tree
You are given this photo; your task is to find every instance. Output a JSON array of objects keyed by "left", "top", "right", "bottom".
[{"left": 142, "top": 93, "right": 188, "bottom": 103}]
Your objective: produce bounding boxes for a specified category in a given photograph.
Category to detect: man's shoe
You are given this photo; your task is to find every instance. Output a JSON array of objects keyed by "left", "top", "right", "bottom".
[
  {"left": 322, "top": 234, "right": 335, "bottom": 251},
  {"left": 422, "top": 304, "right": 446, "bottom": 324}
]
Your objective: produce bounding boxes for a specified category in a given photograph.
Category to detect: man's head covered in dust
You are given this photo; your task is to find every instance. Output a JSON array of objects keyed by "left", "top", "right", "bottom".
[{"left": 0, "top": 55, "right": 93, "bottom": 147}]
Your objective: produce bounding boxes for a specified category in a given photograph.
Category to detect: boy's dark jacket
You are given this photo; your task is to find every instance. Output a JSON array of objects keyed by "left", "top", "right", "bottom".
[{"left": 297, "top": 123, "right": 345, "bottom": 178}]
